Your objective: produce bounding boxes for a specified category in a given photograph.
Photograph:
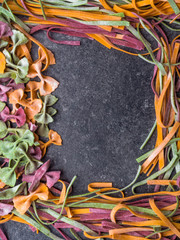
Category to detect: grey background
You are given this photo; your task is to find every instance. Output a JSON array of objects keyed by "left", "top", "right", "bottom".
[{"left": 3, "top": 33, "right": 155, "bottom": 239}]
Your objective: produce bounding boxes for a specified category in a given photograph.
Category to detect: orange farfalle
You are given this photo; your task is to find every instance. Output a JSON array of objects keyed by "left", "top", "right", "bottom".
[
  {"left": 49, "top": 130, "right": 63, "bottom": 145},
  {"left": 40, "top": 130, "right": 62, "bottom": 156},
  {"left": 12, "top": 23, "right": 50, "bottom": 71},
  {"left": 26, "top": 46, "right": 57, "bottom": 96},
  {"left": 9, "top": 88, "right": 42, "bottom": 120},
  {"left": 28, "top": 61, "right": 59, "bottom": 96},
  {"left": 38, "top": 47, "right": 56, "bottom": 66},
  {"left": 25, "top": 81, "right": 40, "bottom": 101},
  {"left": 13, "top": 183, "right": 49, "bottom": 215},
  {"left": 8, "top": 88, "right": 25, "bottom": 112},
  {"left": 24, "top": 99, "right": 42, "bottom": 120},
  {"left": 16, "top": 43, "right": 33, "bottom": 64},
  {"left": 0, "top": 52, "right": 6, "bottom": 74},
  {"left": 8, "top": 89, "right": 25, "bottom": 103},
  {"left": 38, "top": 74, "right": 59, "bottom": 96}
]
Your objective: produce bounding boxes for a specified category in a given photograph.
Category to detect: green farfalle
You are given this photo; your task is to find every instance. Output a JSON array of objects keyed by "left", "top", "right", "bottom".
[
  {"left": 13, "top": 143, "right": 42, "bottom": 174},
  {"left": 0, "top": 166, "right": 17, "bottom": 187},
  {"left": 0, "top": 129, "right": 34, "bottom": 159},
  {"left": 44, "top": 94, "right": 58, "bottom": 106},
  {"left": 25, "top": 156, "right": 43, "bottom": 175},
  {"left": 11, "top": 30, "right": 28, "bottom": 63},
  {"left": 0, "top": 125, "right": 42, "bottom": 186},
  {"left": 34, "top": 94, "right": 58, "bottom": 137},
  {"left": 2, "top": 48, "right": 29, "bottom": 84},
  {"left": 36, "top": 124, "right": 50, "bottom": 139},
  {"left": 0, "top": 29, "right": 29, "bottom": 83}
]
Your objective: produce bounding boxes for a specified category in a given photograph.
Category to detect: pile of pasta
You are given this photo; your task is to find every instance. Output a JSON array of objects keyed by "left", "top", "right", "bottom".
[{"left": 0, "top": 0, "right": 180, "bottom": 239}]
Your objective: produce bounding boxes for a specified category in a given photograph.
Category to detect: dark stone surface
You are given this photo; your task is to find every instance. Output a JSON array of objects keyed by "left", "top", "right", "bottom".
[{"left": 3, "top": 33, "right": 156, "bottom": 239}]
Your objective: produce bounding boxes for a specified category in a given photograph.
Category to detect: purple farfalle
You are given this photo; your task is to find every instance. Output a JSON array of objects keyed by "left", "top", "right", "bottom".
[
  {"left": 15, "top": 107, "right": 26, "bottom": 126},
  {"left": 0, "top": 84, "right": 12, "bottom": 102},
  {"left": 22, "top": 160, "right": 61, "bottom": 190},
  {"left": 43, "top": 171, "right": 61, "bottom": 189},
  {"left": 0, "top": 106, "right": 26, "bottom": 127},
  {"left": 0, "top": 203, "right": 13, "bottom": 216},
  {"left": 6, "top": 79, "right": 25, "bottom": 90},
  {"left": 0, "top": 21, "right": 13, "bottom": 38},
  {"left": 26, "top": 160, "right": 51, "bottom": 192},
  {"left": 29, "top": 146, "right": 42, "bottom": 160}
]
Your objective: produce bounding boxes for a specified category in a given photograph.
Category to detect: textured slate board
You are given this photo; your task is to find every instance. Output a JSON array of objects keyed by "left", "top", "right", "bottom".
[{"left": 2, "top": 32, "right": 155, "bottom": 239}]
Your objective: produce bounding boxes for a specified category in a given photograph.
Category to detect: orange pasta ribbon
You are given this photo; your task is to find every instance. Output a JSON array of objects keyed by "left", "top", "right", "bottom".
[
  {"left": 141, "top": 121, "right": 180, "bottom": 174},
  {"left": 88, "top": 182, "right": 124, "bottom": 201},
  {"left": 110, "top": 203, "right": 157, "bottom": 224},
  {"left": 0, "top": 214, "right": 14, "bottom": 224},
  {"left": 51, "top": 180, "right": 67, "bottom": 205},
  {"left": 149, "top": 198, "right": 180, "bottom": 238},
  {"left": 147, "top": 179, "right": 177, "bottom": 186},
  {"left": 155, "top": 42, "right": 180, "bottom": 129},
  {"left": 109, "top": 227, "right": 161, "bottom": 240},
  {"left": 84, "top": 231, "right": 161, "bottom": 240}
]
